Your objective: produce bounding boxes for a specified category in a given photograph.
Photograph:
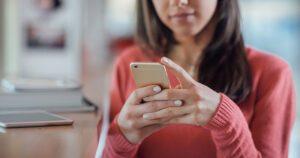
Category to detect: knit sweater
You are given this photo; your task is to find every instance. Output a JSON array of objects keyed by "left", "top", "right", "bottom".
[{"left": 98, "top": 46, "right": 296, "bottom": 158}]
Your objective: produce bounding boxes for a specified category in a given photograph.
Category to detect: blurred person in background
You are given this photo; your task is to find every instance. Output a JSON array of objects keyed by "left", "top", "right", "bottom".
[
  {"left": 26, "top": 0, "right": 65, "bottom": 49},
  {"left": 98, "top": 0, "right": 296, "bottom": 157},
  {"left": 37, "top": 0, "right": 62, "bottom": 11}
]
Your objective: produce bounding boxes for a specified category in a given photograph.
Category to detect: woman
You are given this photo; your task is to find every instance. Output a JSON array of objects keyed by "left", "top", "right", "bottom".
[{"left": 98, "top": 0, "right": 296, "bottom": 157}]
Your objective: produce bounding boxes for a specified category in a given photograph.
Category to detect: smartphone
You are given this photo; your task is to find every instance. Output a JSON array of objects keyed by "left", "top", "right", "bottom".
[{"left": 130, "top": 62, "right": 171, "bottom": 89}]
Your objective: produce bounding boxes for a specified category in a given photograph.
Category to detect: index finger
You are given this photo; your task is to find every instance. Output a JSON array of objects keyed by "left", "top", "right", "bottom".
[
  {"left": 161, "top": 57, "right": 195, "bottom": 88},
  {"left": 143, "top": 88, "right": 189, "bottom": 102},
  {"left": 127, "top": 85, "right": 162, "bottom": 105}
]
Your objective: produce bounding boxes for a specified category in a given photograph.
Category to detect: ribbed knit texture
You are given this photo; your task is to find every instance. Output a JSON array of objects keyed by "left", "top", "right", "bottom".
[
  {"left": 98, "top": 46, "right": 296, "bottom": 158},
  {"left": 102, "top": 114, "right": 140, "bottom": 158}
]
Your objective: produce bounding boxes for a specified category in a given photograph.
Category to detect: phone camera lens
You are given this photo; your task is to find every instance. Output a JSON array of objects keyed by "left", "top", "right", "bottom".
[{"left": 134, "top": 65, "right": 138, "bottom": 68}]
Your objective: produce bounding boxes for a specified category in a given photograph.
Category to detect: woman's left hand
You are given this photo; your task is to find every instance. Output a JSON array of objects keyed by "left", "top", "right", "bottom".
[{"left": 142, "top": 57, "right": 221, "bottom": 126}]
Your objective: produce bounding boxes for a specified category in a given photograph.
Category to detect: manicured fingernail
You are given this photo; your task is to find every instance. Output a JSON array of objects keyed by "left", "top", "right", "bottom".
[
  {"left": 162, "top": 57, "right": 169, "bottom": 63},
  {"left": 143, "top": 97, "right": 150, "bottom": 102},
  {"left": 174, "top": 100, "right": 183, "bottom": 106},
  {"left": 143, "top": 114, "right": 150, "bottom": 119},
  {"left": 153, "top": 86, "right": 161, "bottom": 92}
]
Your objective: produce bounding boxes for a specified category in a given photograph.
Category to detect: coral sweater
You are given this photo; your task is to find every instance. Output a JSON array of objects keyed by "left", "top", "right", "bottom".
[{"left": 98, "top": 46, "right": 296, "bottom": 158}]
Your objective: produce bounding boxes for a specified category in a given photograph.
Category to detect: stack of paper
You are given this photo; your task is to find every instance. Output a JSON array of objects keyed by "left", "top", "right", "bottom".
[{"left": 0, "top": 77, "right": 96, "bottom": 112}]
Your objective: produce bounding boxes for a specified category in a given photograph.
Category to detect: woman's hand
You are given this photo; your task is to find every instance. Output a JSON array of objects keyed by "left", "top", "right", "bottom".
[
  {"left": 117, "top": 85, "right": 183, "bottom": 144},
  {"left": 142, "top": 57, "right": 221, "bottom": 126}
]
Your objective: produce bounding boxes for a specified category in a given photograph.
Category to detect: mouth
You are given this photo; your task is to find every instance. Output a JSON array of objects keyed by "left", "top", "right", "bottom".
[{"left": 170, "top": 12, "right": 195, "bottom": 22}]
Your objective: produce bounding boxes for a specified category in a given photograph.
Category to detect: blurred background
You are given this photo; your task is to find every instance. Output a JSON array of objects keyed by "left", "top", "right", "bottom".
[{"left": 0, "top": 0, "right": 299, "bottom": 157}]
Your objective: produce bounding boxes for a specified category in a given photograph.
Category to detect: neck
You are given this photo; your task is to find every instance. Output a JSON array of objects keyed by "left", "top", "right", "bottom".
[{"left": 169, "top": 19, "right": 216, "bottom": 67}]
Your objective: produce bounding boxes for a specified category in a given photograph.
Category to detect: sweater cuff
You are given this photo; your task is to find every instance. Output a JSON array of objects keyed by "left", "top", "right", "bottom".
[
  {"left": 107, "top": 114, "right": 139, "bottom": 152},
  {"left": 203, "top": 93, "right": 239, "bottom": 131}
]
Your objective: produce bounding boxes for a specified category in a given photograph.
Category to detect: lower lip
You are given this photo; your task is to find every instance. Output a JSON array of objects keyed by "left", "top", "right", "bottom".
[{"left": 171, "top": 14, "right": 195, "bottom": 23}]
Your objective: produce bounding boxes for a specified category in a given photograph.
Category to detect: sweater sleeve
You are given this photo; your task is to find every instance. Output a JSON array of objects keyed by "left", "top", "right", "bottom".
[
  {"left": 99, "top": 56, "right": 141, "bottom": 158},
  {"left": 204, "top": 63, "right": 296, "bottom": 158}
]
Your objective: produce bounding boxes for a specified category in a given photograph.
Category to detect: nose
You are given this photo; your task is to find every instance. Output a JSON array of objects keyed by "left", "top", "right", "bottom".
[{"left": 169, "top": 0, "right": 189, "bottom": 7}]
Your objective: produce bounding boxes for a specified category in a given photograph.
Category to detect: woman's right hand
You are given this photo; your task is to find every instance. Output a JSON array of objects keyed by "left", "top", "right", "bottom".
[{"left": 117, "top": 85, "right": 182, "bottom": 144}]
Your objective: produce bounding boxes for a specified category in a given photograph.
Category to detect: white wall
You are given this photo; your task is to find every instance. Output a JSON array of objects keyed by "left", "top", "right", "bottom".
[
  {"left": 0, "top": 0, "right": 4, "bottom": 78},
  {"left": 81, "top": 0, "right": 109, "bottom": 65}
]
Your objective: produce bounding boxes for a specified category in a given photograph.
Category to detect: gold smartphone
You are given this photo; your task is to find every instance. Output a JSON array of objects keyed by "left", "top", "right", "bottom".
[{"left": 130, "top": 62, "right": 171, "bottom": 89}]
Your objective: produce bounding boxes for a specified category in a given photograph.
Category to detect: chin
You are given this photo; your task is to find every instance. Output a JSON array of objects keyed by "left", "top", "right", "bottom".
[{"left": 173, "top": 29, "right": 200, "bottom": 39}]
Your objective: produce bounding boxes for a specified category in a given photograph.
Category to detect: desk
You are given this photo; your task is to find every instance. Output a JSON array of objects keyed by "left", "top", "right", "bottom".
[
  {"left": 0, "top": 112, "right": 101, "bottom": 158},
  {"left": 0, "top": 48, "right": 114, "bottom": 158}
]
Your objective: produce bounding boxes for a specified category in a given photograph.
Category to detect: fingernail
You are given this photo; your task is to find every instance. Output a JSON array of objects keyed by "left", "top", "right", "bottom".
[
  {"left": 153, "top": 86, "right": 161, "bottom": 92},
  {"left": 143, "top": 97, "right": 150, "bottom": 102},
  {"left": 162, "top": 57, "right": 169, "bottom": 63},
  {"left": 143, "top": 114, "right": 150, "bottom": 119},
  {"left": 174, "top": 100, "right": 183, "bottom": 106}
]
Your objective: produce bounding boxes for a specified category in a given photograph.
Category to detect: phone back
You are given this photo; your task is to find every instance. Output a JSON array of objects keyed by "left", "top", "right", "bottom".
[{"left": 130, "top": 62, "right": 171, "bottom": 89}]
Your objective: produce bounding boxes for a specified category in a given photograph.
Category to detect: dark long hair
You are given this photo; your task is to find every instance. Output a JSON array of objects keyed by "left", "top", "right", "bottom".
[{"left": 135, "top": 0, "right": 252, "bottom": 103}]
